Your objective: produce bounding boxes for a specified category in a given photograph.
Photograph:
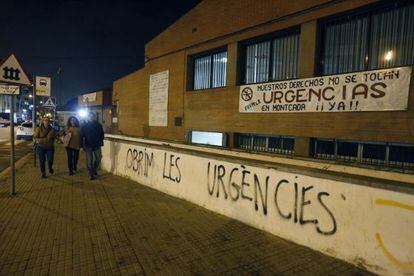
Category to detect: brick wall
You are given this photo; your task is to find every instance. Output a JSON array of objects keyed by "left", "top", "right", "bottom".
[{"left": 115, "top": 0, "right": 414, "bottom": 146}]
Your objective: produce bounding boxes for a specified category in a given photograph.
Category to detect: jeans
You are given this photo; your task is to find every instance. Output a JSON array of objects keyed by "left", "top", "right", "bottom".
[
  {"left": 66, "top": 147, "right": 80, "bottom": 173},
  {"left": 85, "top": 147, "right": 102, "bottom": 176},
  {"left": 37, "top": 146, "right": 54, "bottom": 175}
]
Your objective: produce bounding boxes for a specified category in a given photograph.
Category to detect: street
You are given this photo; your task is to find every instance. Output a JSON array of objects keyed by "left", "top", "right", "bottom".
[{"left": 0, "top": 140, "right": 32, "bottom": 173}]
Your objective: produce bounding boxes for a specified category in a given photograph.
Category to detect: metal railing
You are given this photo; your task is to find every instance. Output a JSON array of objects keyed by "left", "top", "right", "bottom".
[
  {"left": 237, "top": 134, "right": 294, "bottom": 155},
  {"left": 314, "top": 139, "right": 414, "bottom": 169}
]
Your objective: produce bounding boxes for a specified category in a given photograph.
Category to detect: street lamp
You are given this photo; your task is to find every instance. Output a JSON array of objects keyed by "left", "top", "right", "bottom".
[{"left": 78, "top": 108, "right": 88, "bottom": 118}]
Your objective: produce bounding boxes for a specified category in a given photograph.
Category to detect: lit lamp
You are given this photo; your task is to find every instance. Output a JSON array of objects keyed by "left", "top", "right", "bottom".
[
  {"left": 384, "top": 50, "right": 393, "bottom": 61},
  {"left": 78, "top": 109, "right": 88, "bottom": 118}
]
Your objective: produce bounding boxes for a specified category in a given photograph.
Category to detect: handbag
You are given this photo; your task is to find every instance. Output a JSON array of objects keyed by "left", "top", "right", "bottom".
[{"left": 62, "top": 132, "right": 72, "bottom": 147}]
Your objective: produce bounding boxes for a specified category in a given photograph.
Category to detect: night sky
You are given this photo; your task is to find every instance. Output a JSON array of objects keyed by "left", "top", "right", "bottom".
[{"left": 1, "top": 0, "right": 201, "bottom": 104}]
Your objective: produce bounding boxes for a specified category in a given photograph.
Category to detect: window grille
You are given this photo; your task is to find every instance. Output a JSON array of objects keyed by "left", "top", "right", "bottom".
[
  {"left": 313, "top": 138, "right": 414, "bottom": 169},
  {"left": 237, "top": 134, "right": 294, "bottom": 155}
]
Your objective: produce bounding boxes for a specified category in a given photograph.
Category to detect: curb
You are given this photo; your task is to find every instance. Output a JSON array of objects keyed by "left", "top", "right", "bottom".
[{"left": 0, "top": 152, "right": 33, "bottom": 182}]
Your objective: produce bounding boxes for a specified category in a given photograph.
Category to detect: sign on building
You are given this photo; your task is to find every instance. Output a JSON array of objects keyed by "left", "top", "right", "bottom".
[
  {"left": 239, "top": 66, "right": 412, "bottom": 113},
  {"left": 149, "top": 70, "right": 169, "bottom": 127},
  {"left": 82, "top": 92, "right": 97, "bottom": 103},
  {"left": 35, "top": 76, "right": 51, "bottom": 96},
  {"left": 0, "top": 84, "right": 19, "bottom": 95},
  {"left": 0, "top": 53, "right": 31, "bottom": 86}
]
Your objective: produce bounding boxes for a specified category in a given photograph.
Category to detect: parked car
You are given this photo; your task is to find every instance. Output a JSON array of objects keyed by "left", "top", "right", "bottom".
[{"left": 16, "top": 122, "right": 33, "bottom": 140}]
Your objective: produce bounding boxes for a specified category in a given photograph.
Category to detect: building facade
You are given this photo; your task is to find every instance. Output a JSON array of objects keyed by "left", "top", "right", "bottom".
[
  {"left": 78, "top": 89, "right": 115, "bottom": 132},
  {"left": 113, "top": 0, "right": 414, "bottom": 170}
]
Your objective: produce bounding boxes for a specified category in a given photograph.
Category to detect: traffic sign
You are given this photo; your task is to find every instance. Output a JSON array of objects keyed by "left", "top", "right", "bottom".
[
  {"left": 43, "top": 97, "right": 56, "bottom": 108},
  {"left": 0, "top": 84, "right": 19, "bottom": 95},
  {"left": 0, "top": 53, "right": 31, "bottom": 86},
  {"left": 35, "top": 76, "right": 51, "bottom": 96}
]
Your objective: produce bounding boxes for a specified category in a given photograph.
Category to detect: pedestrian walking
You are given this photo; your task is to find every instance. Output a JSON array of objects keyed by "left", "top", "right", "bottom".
[
  {"left": 79, "top": 112, "right": 104, "bottom": 180},
  {"left": 33, "top": 116, "right": 55, "bottom": 178},
  {"left": 63, "top": 116, "right": 80, "bottom": 175}
]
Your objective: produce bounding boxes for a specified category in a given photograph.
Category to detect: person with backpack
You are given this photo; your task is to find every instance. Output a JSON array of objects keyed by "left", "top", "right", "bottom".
[
  {"left": 79, "top": 112, "right": 104, "bottom": 180},
  {"left": 34, "top": 116, "right": 55, "bottom": 178}
]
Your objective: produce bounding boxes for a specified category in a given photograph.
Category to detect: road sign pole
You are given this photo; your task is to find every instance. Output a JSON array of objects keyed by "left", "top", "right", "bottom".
[
  {"left": 0, "top": 52, "right": 31, "bottom": 196},
  {"left": 32, "top": 80, "right": 36, "bottom": 167},
  {"left": 53, "top": 97, "right": 56, "bottom": 127},
  {"left": 10, "top": 94, "right": 15, "bottom": 196}
]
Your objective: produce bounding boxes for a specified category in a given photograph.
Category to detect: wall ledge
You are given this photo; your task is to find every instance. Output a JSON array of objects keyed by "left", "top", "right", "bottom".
[{"left": 105, "top": 134, "right": 414, "bottom": 193}]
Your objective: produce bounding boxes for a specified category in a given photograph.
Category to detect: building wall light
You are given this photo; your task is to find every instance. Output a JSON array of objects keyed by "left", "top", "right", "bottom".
[{"left": 384, "top": 50, "right": 393, "bottom": 61}]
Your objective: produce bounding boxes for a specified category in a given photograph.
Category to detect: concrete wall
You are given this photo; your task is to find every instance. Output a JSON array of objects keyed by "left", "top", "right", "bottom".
[{"left": 102, "top": 136, "right": 414, "bottom": 276}]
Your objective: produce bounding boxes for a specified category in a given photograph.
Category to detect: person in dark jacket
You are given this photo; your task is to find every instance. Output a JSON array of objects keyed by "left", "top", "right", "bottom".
[
  {"left": 79, "top": 112, "right": 104, "bottom": 180},
  {"left": 33, "top": 116, "right": 55, "bottom": 178}
]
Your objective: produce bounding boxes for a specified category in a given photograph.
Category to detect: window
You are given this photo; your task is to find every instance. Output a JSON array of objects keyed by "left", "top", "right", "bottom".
[
  {"left": 321, "top": 1, "right": 414, "bottom": 75},
  {"left": 314, "top": 139, "right": 335, "bottom": 159},
  {"left": 237, "top": 134, "right": 294, "bottom": 155},
  {"left": 313, "top": 138, "right": 414, "bottom": 169},
  {"left": 244, "top": 31, "right": 300, "bottom": 84},
  {"left": 389, "top": 144, "right": 414, "bottom": 167},
  {"left": 362, "top": 142, "right": 386, "bottom": 165},
  {"left": 193, "top": 51, "right": 227, "bottom": 90},
  {"left": 189, "top": 131, "right": 226, "bottom": 147},
  {"left": 337, "top": 141, "right": 358, "bottom": 161}
]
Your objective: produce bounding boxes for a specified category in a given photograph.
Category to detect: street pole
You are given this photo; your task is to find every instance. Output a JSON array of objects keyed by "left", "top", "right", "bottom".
[
  {"left": 53, "top": 97, "right": 56, "bottom": 128},
  {"left": 32, "top": 79, "right": 36, "bottom": 167},
  {"left": 10, "top": 93, "right": 15, "bottom": 196}
]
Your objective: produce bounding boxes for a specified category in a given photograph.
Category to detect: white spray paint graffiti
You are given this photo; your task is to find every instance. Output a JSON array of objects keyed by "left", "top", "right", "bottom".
[{"left": 102, "top": 139, "right": 414, "bottom": 275}]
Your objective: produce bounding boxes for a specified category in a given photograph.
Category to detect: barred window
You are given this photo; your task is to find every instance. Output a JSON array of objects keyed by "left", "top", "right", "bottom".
[
  {"left": 245, "top": 32, "right": 299, "bottom": 84},
  {"left": 313, "top": 138, "right": 414, "bottom": 169},
  {"left": 321, "top": 1, "right": 414, "bottom": 75},
  {"left": 237, "top": 133, "right": 294, "bottom": 155},
  {"left": 193, "top": 51, "right": 227, "bottom": 90}
]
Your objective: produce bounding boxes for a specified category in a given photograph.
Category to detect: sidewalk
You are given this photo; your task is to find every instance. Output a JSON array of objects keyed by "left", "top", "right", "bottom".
[{"left": 0, "top": 146, "right": 371, "bottom": 275}]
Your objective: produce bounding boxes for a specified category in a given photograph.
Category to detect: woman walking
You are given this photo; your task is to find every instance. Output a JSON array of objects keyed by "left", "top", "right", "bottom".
[
  {"left": 34, "top": 116, "right": 55, "bottom": 178},
  {"left": 63, "top": 116, "right": 81, "bottom": 175}
]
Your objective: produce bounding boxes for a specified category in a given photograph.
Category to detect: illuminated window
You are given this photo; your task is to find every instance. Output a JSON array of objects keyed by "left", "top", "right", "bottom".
[
  {"left": 320, "top": 1, "right": 414, "bottom": 74},
  {"left": 189, "top": 131, "right": 226, "bottom": 147},
  {"left": 193, "top": 51, "right": 227, "bottom": 90},
  {"left": 244, "top": 30, "right": 300, "bottom": 84}
]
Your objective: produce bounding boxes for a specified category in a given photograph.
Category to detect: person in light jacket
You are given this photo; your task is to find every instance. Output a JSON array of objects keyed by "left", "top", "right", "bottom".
[
  {"left": 34, "top": 116, "right": 55, "bottom": 178},
  {"left": 64, "top": 116, "right": 81, "bottom": 175},
  {"left": 79, "top": 113, "right": 104, "bottom": 180}
]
